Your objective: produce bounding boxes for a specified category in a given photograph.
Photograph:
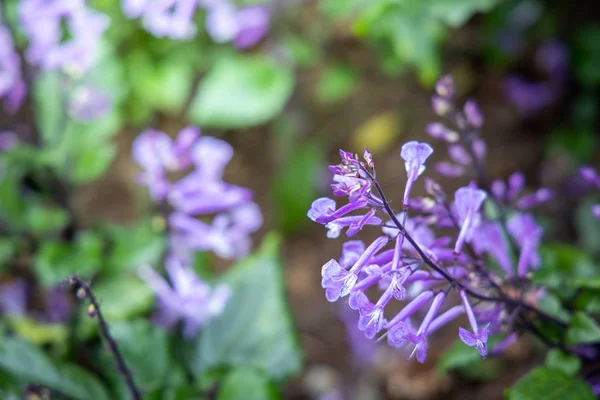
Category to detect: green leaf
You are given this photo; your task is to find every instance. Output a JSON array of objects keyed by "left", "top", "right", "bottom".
[
  {"left": 218, "top": 368, "right": 278, "bottom": 400},
  {"left": 438, "top": 335, "right": 501, "bottom": 374},
  {"left": 573, "top": 25, "right": 600, "bottom": 87},
  {"left": 272, "top": 141, "right": 324, "bottom": 234},
  {"left": 34, "top": 231, "right": 103, "bottom": 286},
  {"left": 545, "top": 349, "right": 581, "bottom": 376},
  {"left": 575, "top": 198, "right": 600, "bottom": 256},
  {"left": 534, "top": 244, "right": 597, "bottom": 295},
  {"left": 188, "top": 234, "right": 302, "bottom": 382},
  {"left": 429, "top": 0, "right": 501, "bottom": 27},
  {"left": 0, "top": 238, "right": 16, "bottom": 268},
  {"left": 110, "top": 320, "right": 170, "bottom": 392},
  {"left": 0, "top": 336, "right": 110, "bottom": 400},
  {"left": 574, "top": 289, "right": 600, "bottom": 313},
  {"left": 188, "top": 55, "right": 294, "bottom": 128},
  {"left": 566, "top": 312, "right": 600, "bottom": 346},
  {"left": 92, "top": 276, "right": 155, "bottom": 320},
  {"left": 6, "top": 317, "right": 68, "bottom": 348},
  {"left": 508, "top": 367, "right": 595, "bottom": 400},
  {"left": 315, "top": 64, "right": 361, "bottom": 105},
  {"left": 24, "top": 202, "right": 69, "bottom": 236},
  {"left": 106, "top": 219, "right": 166, "bottom": 273}
]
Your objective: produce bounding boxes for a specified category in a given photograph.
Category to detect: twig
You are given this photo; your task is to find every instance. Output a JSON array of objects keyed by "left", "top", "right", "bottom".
[{"left": 67, "top": 275, "right": 143, "bottom": 400}]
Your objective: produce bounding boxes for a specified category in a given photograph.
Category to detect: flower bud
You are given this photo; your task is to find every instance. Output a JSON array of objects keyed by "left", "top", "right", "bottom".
[
  {"left": 87, "top": 304, "right": 97, "bottom": 318},
  {"left": 464, "top": 100, "right": 484, "bottom": 128},
  {"left": 76, "top": 288, "right": 86, "bottom": 300},
  {"left": 435, "top": 75, "right": 454, "bottom": 98},
  {"left": 432, "top": 96, "right": 453, "bottom": 116}
]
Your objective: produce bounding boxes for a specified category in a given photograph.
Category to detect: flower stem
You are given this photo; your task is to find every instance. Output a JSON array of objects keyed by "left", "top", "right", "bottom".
[{"left": 68, "top": 275, "right": 143, "bottom": 400}]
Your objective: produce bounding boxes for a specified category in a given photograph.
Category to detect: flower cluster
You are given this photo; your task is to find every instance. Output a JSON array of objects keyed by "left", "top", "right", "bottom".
[
  {"left": 19, "top": 0, "right": 110, "bottom": 72},
  {"left": 309, "top": 76, "right": 551, "bottom": 363},
  {"left": 132, "top": 126, "right": 262, "bottom": 259},
  {"left": 0, "top": 12, "right": 26, "bottom": 113},
  {"left": 122, "top": 0, "right": 271, "bottom": 47},
  {"left": 133, "top": 126, "right": 261, "bottom": 336}
]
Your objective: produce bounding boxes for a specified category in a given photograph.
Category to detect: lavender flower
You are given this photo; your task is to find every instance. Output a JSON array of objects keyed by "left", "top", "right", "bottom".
[
  {"left": 459, "top": 290, "right": 490, "bottom": 357},
  {"left": 133, "top": 126, "right": 262, "bottom": 259},
  {"left": 67, "top": 84, "right": 111, "bottom": 121},
  {"left": 453, "top": 187, "right": 487, "bottom": 255},
  {"left": 0, "top": 280, "right": 28, "bottom": 316},
  {"left": 138, "top": 257, "right": 231, "bottom": 338},
  {"left": 0, "top": 14, "right": 26, "bottom": 113},
  {"left": 400, "top": 141, "right": 434, "bottom": 208},
  {"left": 507, "top": 213, "right": 543, "bottom": 276},
  {"left": 19, "top": 0, "right": 110, "bottom": 72},
  {"left": 309, "top": 76, "right": 557, "bottom": 364},
  {"left": 123, "top": 0, "right": 270, "bottom": 47}
]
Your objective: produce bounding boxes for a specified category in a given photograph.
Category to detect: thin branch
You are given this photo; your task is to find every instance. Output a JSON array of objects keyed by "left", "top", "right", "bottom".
[{"left": 67, "top": 275, "right": 143, "bottom": 400}]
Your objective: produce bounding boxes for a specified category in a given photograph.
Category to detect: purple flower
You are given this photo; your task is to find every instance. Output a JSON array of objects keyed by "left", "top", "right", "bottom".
[
  {"left": 134, "top": 0, "right": 199, "bottom": 39},
  {"left": 458, "top": 290, "right": 490, "bottom": 357},
  {"left": 507, "top": 213, "right": 543, "bottom": 276},
  {"left": 19, "top": 0, "right": 109, "bottom": 72},
  {"left": 138, "top": 256, "right": 231, "bottom": 338},
  {"left": 321, "top": 236, "right": 388, "bottom": 302},
  {"left": 592, "top": 204, "right": 600, "bottom": 220},
  {"left": 133, "top": 126, "right": 262, "bottom": 259},
  {"left": 205, "top": 3, "right": 270, "bottom": 48},
  {"left": 472, "top": 222, "right": 513, "bottom": 276},
  {"left": 425, "top": 123, "right": 459, "bottom": 143},
  {"left": 67, "top": 84, "right": 111, "bottom": 121},
  {"left": 0, "top": 16, "right": 25, "bottom": 113},
  {"left": 453, "top": 187, "right": 487, "bottom": 254},
  {"left": 435, "top": 75, "right": 454, "bottom": 98},
  {"left": 400, "top": 141, "right": 434, "bottom": 208},
  {"left": 463, "top": 100, "right": 484, "bottom": 128},
  {"left": 0, "top": 131, "right": 18, "bottom": 152},
  {"left": 405, "top": 292, "right": 445, "bottom": 363},
  {"left": 0, "top": 280, "right": 28, "bottom": 316}
]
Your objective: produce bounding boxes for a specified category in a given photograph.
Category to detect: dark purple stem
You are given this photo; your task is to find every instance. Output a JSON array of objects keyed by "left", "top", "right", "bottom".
[{"left": 68, "top": 275, "right": 142, "bottom": 400}]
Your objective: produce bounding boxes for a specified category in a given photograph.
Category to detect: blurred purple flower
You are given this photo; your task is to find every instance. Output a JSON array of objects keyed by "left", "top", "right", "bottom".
[
  {"left": 67, "top": 84, "right": 111, "bottom": 121},
  {"left": 0, "top": 280, "right": 28, "bottom": 316},
  {"left": 0, "top": 15, "right": 26, "bottom": 113},
  {"left": 19, "top": 0, "right": 110, "bottom": 72},
  {"left": 138, "top": 256, "right": 231, "bottom": 338},
  {"left": 133, "top": 126, "right": 262, "bottom": 259},
  {"left": 453, "top": 187, "right": 487, "bottom": 255},
  {"left": 507, "top": 212, "right": 543, "bottom": 276}
]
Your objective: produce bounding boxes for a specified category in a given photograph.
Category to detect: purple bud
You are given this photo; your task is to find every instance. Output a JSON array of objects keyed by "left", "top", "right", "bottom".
[
  {"left": 435, "top": 75, "right": 454, "bottom": 98},
  {"left": 425, "top": 123, "right": 459, "bottom": 143},
  {"left": 435, "top": 162, "right": 465, "bottom": 177},
  {"left": 363, "top": 148, "right": 374, "bottom": 168},
  {"left": 592, "top": 204, "right": 600, "bottom": 220},
  {"left": 431, "top": 96, "right": 453, "bottom": 116},
  {"left": 448, "top": 145, "right": 472, "bottom": 166},
  {"left": 87, "top": 304, "right": 97, "bottom": 318},
  {"left": 472, "top": 139, "right": 487, "bottom": 160},
  {"left": 464, "top": 100, "right": 484, "bottom": 128}
]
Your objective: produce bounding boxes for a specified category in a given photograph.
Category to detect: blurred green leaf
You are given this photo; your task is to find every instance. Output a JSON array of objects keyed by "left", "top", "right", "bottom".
[
  {"left": 188, "top": 55, "right": 294, "bottom": 128},
  {"left": 218, "top": 368, "right": 279, "bottom": 400},
  {"left": 24, "top": 201, "right": 69, "bottom": 236},
  {"left": 574, "top": 25, "right": 600, "bottom": 87},
  {"left": 0, "top": 238, "right": 16, "bottom": 268},
  {"left": 273, "top": 141, "right": 324, "bottom": 234},
  {"left": 6, "top": 317, "right": 68, "bottom": 348},
  {"left": 93, "top": 276, "right": 154, "bottom": 320},
  {"left": 545, "top": 349, "right": 581, "bottom": 376},
  {"left": 315, "top": 64, "right": 361, "bottom": 105},
  {"left": 429, "top": 0, "right": 500, "bottom": 27},
  {"left": 111, "top": 320, "right": 170, "bottom": 392},
  {"left": 574, "top": 289, "right": 600, "bottom": 313},
  {"left": 575, "top": 199, "right": 600, "bottom": 256},
  {"left": 126, "top": 50, "right": 194, "bottom": 115},
  {"left": 534, "top": 244, "right": 597, "bottom": 296},
  {"left": 438, "top": 336, "right": 501, "bottom": 375},
  {"left": 0, "top": 336, "right": 110, "bottom": 400},
  {"left": 507, "top": 367, "right": 594, "bottom": 400},
  {"left": 546, "top": 128, "right": 598, "bottom": 165},
  {"left": 282, "top": 34, "right": 321, "bottom": 68},
  {"left": 106, "top": 219, "right": 166, "bottom": 273},
  {"left": 33, "top": 42, "right": 125, "bottom": 184},
  {"left": 566, "top": 312, "right": 600, "bottom": 346},
  {"left": 34, "top": 231, "right": 103, "bottom": 286},
  {"left": 536, "top": 293, "right": 571, "bottom": 324},
  {"left": 188, "top": 234, "right": 302, "bottom": 382}
]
